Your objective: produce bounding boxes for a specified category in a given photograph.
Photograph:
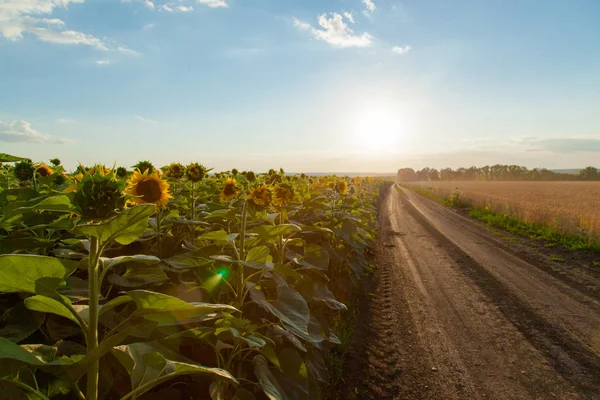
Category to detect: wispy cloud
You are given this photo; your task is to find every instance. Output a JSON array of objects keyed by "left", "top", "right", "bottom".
[
  {"left": 0, "top": 120, "right": 73, "bottom": 144},
  {"left": 56, "top": 118, "right": 76, "bottom": 124},
  {"left": 196, "top": 0, "right": 228, "bottom": 8},
  {"left": 117, "top": 46, "right": 141, "bottom": 56},
  {"left": 95, "top": 59, "right": 111, "bottom": 65},
  {"left": 143, "top": 23, "right": 155, "bottom": 29},
  {"left": 0, "top": 1, "right": 138, "bottom": 53},
  {"left": 362, "top": 0, "right": 376, "bottom": 15},
  {"left": 135, "top": 115, "right": 158, "bottom": 124},
  {"left": 343, "top": 12, "right": 355, "bottom": 24},
  {"left": 392, "top": 45, "right": 411, "bottom": 55},
  {"left": 520, "top": 137, "right": 600, "bottom": 153},
  {"left": 293, "top": 13, "right": 373, "bottom": 48},
  {"left": 144, "top": 0, "right": 155, "bottom": 9}
]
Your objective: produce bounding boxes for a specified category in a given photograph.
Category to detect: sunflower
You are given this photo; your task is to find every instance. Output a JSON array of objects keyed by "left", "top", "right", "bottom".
[
  {"left": 186, "top": 163, "right": 206, "bottom": 182},
  {"left": 116, "top": 167, "right": 128, "bottom": 178},
  {"left": 36, "top": 164, "right": 54, "bottom": 177},
  {"left": 14, "top": 160, "right": 34, "bottom": 181},
  {"left": 73, "top": 170, "right": 126, "bottom": 219},
  {"left": 327, "top": 182, "right": 335, "bottom": 189},
  {"left": 167, "top": 163, "right": 185, "bottom": 179},
  {"left": 88, "top": 164, "right": 111, "bottom": 176},
  {"left": 133, "top": 160, "right": 155, "bottom": 174},
  {"left": 245, "top": 171, "right": 257, "bottom": 182},
  {"left": 125, "top": 170, "right": 172, "bottom": 207},
  {"left": 247, "top": 185, "right": 272, "bottom": 207},
  {"left": 336, "top": 180, "right": 349, "bottom": 195},
  {"left": 273, "top": 184, "right": 294, "bottom": 207},
  {"left": 220, "top": 178, "right": 239, "bottom": 202}
]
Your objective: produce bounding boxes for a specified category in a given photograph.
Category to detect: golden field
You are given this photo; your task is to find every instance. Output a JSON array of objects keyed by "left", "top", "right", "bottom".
[{"left": 405, "top": 181, "right": 600, "bottom": 239}]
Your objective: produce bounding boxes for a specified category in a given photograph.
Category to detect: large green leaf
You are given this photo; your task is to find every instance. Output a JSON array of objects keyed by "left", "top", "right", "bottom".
[
  {"left": 250, "top": 224, "right": 301, "bottom": 240},
  {"left": 113, "top": 343, "right": 238, "bottom": 399},
  {"left": 0, "top": 304, "right": 42, "bottom": 343},
  {"left": 108, "top": 264, "right": 168, "bottom": 288},
  {"left": 0, "top": 338, "right": 83, "bottom": 367},
  {"left": 126, "top": 290, "right": 239, "bottom": 325},
  {"left": 313, "top": 283, "right": 346, "bottom": 310},
  {"left": 253, "top": 355, "right": 285, "bottom": 400},
  {"left": 200, "top": 230, "right": 229, "bottom": 242},
  {"left": 247, "top": 284, "right": 309, "bottom": 337},
  {"left": 75, "top": 204, "right": 155, "bottom": 245},
  {"left": 13, "top": 195, "right": 74, "bottom": 213},
  {"left": 0, "top": 255, "right": 67, "bottom": 295},
  {"left": 23, "top": 295, "right": 81, "bottom": 327},
  {"left": 0, "top": 154, "right": 24, "bottom": 162},
  {"left": 101, "top": 255, "right": 160, "bottom": 270},
  {"left": 243, "top": 245, "right": 273, "bottom": 269}
]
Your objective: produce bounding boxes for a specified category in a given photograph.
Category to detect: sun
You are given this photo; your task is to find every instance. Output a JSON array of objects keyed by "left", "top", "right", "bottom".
[{"left": 354, "top": 107, "right": 402, "bottom": 152}]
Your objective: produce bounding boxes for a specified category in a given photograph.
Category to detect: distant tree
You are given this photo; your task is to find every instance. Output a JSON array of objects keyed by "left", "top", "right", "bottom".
[
  {"left": 579, "top": 166, "right": 599, "bottom": 181},
  {"left": 397, "top": 168, "right": 417, "bottom": 182}
]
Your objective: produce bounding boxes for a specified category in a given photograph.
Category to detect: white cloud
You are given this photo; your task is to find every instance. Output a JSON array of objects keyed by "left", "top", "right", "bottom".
[
  {"left": 0, "top": 120, "right": 72, "bottom": 144},
  {"left": 160, "top": 4, "right": 173, "bottom": 12},
  {"left": 293, "top": 13, "right": 373, "bottom": 48},
  {"left": 56, "top": 118, "right": 76, "bottom": 124},
  {"left": 343, "top": 12, "right": 355, "bottom": 24},
  {"left": 362, "top": 0, "right": 376, "bottom": 14},
  {"left": 0, "top": 1, "right": 138, "bottom": 54},
  {"left": 196, "top": 0, "right": 228, "bottom": 8},
  {"left": 144, "top": 0, "right": 155, "bottom": 9},
  {"left": 176, "top": 5, "right": 193, "bottom": 12},
  {"left": 135, "top": 115, "right": 158, "bottom": 124},
  {"left": 95, "top": 59, "right": 110, "bottom": 65},
  {"left": 143, "top": 23, "right": 155, "bottom": 29},
  {"left": 392, "top": 45, "right": 411, "bottom": 55},
  {"left": 117, "top": 46, "right": 141, "bottom": 56}
]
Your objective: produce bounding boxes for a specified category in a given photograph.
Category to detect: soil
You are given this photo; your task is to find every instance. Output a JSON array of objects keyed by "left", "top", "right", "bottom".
[{"left": 339, "top": 185, "right": 600, "bottom": 400}]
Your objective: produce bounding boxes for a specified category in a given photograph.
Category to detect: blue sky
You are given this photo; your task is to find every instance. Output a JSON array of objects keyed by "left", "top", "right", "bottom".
[{"left": 1, "top": 0, "right": 599, "bottom": 172}]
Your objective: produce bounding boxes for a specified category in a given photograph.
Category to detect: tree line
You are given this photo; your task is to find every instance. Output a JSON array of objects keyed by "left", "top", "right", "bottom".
[{"left": 397, "top": 165, "right": 600, "bottom": 182}]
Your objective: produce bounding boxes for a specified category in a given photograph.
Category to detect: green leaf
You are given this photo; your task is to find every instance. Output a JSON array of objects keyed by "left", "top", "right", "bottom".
[
  {"left": 113, "top": 343, "right": 238, "bottom": 400},
  {"left": 247, "top": 284, "right": 309, "bottom": 337},
  {"left": 243, "top": 245, "right": 272, "bottom": 269},
  {"left": 14, "top": 195, "right": 73, "bottom": 213},
  {"left": 0, "top": 338, "right": 83, "bottom": 367},
  {"left": 0, "top": 255, "right": 67, "bottom": 295},
  {"left": 0, "top": 304, "right": 42, "bottom": 343},
  {"left": 200, "top": 230, "right": 229, "bottom": 242},
  {"left": 126, "top": 290, "right": 239, "bottom": 325},
  {"left": 24, "top": 295, "right": 81, "bottom": 327},
  {"left": 249, "top": 224, "right": 301, "bottom": 240},
  {"left": 0, "top": 237, "right": 55, "bottom": 254},
  {"left": 0, "top": 154, "right": 24, "bottom": 162},
  {"left": 108, "top": 264, "right": 168, "bottom": 288},
  {"left": 101, "top": 255, "right": 160, "bottom": 270},
  {"left": 75, "top": 204, "right": 155, "bottom": 246},
  {"left": 313, "top": 283, "right": 346, "bottom": 310},
  {"left": 253, "top": 355, "right": 285, "bottom": 400}
]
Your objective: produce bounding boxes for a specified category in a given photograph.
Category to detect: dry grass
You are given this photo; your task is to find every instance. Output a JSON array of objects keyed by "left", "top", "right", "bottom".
[{"left": 406, "top": 181, "right": 600, "bottom": 239}]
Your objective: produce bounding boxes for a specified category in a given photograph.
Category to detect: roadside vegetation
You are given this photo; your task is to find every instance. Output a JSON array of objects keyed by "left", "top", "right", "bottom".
[
  {"left": 406, "top": 184, "right": 600, "bottom": 253},
  {"left": 0, "top": 152, "right": 386, "bottom": 400}
]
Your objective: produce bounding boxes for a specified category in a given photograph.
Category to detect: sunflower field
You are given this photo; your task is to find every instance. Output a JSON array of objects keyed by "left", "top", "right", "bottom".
[{"left": 0, "top": 153, "right": 387, "bottom": 400}]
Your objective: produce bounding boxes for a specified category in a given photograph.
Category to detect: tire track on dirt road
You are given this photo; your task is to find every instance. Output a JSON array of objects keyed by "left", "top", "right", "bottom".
[{"left": 344, "top": 185, "right": 600, "bottom": 399}]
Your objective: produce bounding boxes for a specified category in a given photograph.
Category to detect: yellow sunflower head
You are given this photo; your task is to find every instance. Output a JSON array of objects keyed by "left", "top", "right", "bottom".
[
  {"left": 220, "top": 177, "right": 239, "bottom": 202},
  {"left": 125, "top": 169, "right": 173, "bottom": 208},
  {"left": 273, "top": 183, "right": 294, "bottom": 207},
  {"left": 247, "top": 184, "right": 272, "bottom": 207},
  {"left": 36, "top": 164, "right": 54, "bottom": 177},
  {"left": 336, "top": 180, "right": 349, "bottom": 195},
  {"left": 327, "top": 181, "right": 335, "bottom": 189},
  {"left": 168, "top": 163, "right": 185, "bottom": 179}
]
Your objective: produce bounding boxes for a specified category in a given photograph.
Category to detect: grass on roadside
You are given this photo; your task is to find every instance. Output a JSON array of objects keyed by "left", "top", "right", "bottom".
[{"left": 405, "top": 185, "right": 600, "bottom": 253}]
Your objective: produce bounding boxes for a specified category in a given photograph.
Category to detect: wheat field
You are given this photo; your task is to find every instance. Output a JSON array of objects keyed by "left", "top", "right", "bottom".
[{"left": 405, "top": 181, "right": 600, "bottom": 239}]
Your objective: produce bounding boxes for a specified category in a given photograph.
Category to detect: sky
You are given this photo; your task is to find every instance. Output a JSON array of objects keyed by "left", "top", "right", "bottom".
[{"left": 1, "top": 0, "right": 599, "bottom": 173}]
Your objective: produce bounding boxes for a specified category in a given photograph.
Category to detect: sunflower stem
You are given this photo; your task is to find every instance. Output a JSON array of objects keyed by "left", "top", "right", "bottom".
[
  {"left": 156, "top": 208, "right": 162, "bottom": 259},
  {"left": 86, "top": 236, "right": 101, "bottom": 400},
  {"left": 191, "top": 182, "right": 196, "bottom": 241},
  {"left": 238, "top": 201, "right": 248, "bottom": 308}
]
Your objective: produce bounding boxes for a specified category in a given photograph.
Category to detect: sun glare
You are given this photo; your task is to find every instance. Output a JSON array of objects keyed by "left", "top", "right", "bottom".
[{"left": 354, "top": 107, "right": 402, "bottom": 152}]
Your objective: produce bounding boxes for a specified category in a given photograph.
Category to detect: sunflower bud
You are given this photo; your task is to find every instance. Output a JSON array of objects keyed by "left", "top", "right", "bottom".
[
  {"left": 186, "top": 163, "right": 207, "bottom": 182},
  {"left": 247, "top": 184, "right": 272, "bottom": 208},
  {"left": 168, "top": 163, "right": 185, "bottom": 179},
  {"left": 273, "top": 184, "right": 294, "bottom": 207},
  {"left": 14, "top": 160, "right": 35, "bottom": 182},
  {"left": 73, "top": 170, "right": 125, "bottom": 219},
  {"left": 245, "top": 171, "right": 256, "bottom": 182},
  {"left": 132, "top": 160, "right": 155, "bottom": 174}
]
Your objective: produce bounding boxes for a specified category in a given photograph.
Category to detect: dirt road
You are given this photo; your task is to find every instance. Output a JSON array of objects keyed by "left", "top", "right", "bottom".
[{"left": 343, "top": 185, "right": 600, "bottom": 399}]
